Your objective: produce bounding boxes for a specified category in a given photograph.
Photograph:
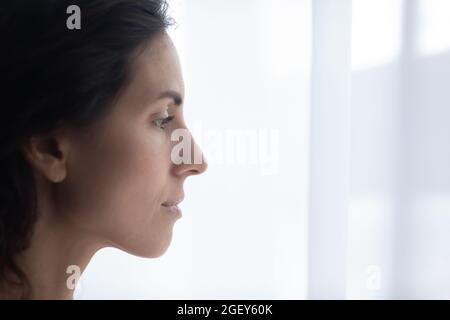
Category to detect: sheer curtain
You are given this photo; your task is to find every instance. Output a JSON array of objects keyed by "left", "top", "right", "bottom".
[
  {"left": 77, "top": 0, "right": 450, "bottom": 299},
  {"left": 311, "top": 0, "right": 450, "bottom": 299},
  {"left": 348, "top": 0, "right": 450, "bottom": 299}
]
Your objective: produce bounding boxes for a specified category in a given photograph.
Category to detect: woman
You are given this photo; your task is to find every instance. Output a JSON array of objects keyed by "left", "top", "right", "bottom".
[{"left": 0, "top": 0, "right": 207, "bottom": 299}]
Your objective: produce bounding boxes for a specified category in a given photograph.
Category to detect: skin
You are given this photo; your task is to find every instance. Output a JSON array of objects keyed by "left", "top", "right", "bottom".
[{"left": 2, "top": 32, "right": 207, "bottom": 299}]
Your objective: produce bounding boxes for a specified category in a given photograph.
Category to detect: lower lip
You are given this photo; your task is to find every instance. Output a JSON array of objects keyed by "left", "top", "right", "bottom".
[{"left": 161, "top": 204, "right": 182, "bottom": 217}]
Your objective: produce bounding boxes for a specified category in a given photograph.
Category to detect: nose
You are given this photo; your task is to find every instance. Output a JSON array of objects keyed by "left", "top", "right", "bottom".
[{"left": 172, "top": 132, "right": 208, "bottom": 177}]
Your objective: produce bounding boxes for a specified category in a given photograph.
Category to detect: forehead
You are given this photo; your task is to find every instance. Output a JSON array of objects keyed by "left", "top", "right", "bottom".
[{"left": 126, "top": 33, "right": 185, "bottom": 106}]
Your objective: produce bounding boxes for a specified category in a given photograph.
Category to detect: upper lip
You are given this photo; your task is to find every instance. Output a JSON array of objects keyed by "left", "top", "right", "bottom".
[{"left": 162, "top": 195, "right": 184, "bottom": 207}]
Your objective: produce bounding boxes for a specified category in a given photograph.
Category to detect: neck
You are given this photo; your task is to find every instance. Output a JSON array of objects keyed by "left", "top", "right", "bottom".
[
  {"left": 9, "top": 213, "right": 103, "bottom": 299},
  {"left": 0, "top": 176, "right": 107, "bottom": 300}
]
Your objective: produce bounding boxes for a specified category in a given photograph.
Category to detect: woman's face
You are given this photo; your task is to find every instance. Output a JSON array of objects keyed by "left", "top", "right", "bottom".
[{"left": 55, "top": 33, "right": 207, "bottom": 258}]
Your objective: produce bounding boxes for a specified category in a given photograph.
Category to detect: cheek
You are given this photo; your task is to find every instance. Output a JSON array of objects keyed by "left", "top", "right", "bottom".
[{"left": 60, "top": 125, "right": 173, "bottom": 254}]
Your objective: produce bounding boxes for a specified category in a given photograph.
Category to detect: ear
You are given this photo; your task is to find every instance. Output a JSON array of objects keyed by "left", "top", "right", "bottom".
[{"left": 22, "top": 132, "right": 70, "bottom": 183}]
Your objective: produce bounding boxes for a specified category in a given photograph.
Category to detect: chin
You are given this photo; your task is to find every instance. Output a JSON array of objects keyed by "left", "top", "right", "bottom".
[
  {"left": 119, "top": 231, "right": 174, "bottom": 259},
  {"left": 139, "top": 244, "right": 171, "bottom": 259},
  {"left": 145, "top": 245, "right": 170, "bottom": 258}
]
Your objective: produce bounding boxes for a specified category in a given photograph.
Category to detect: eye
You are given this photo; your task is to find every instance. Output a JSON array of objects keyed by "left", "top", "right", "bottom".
[{"left": 153, "top": 115, "right": 175, "bottom": 130}]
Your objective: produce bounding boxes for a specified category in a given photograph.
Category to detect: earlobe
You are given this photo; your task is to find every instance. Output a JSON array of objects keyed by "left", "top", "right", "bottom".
[{"left": 22, "top": 135, "right": 69, "bottom": 183}]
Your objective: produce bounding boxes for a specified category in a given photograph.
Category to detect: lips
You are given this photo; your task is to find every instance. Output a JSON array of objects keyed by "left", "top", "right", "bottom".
[
  {"left": 161, "top": 197, "right": 183, "bottom": 216},
  {"left": 161, "top": 193, "right": 184, "bottom": 209},
  {"left": 161, "top": 198, "right": 183, "bottom": 207}
]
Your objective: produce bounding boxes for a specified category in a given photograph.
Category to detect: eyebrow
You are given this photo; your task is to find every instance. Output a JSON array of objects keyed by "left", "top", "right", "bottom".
[{"left": 156, "top": 90, "right": 183, "bottom": 106}]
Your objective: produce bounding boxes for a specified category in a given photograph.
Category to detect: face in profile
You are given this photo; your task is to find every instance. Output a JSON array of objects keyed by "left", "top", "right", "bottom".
[{"left": 42, "top": 33, "right": 207, "bottom": 258}]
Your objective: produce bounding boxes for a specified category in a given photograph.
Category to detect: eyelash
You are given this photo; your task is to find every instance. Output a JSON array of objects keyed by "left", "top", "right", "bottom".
[{"left": 154, "top": 115, "right": 175, "bottom": 130}]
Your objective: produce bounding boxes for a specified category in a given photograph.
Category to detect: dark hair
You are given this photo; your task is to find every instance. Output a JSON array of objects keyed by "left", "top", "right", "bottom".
[{"left": 0, "top": 0, "right": 173, "bottom": 298}]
